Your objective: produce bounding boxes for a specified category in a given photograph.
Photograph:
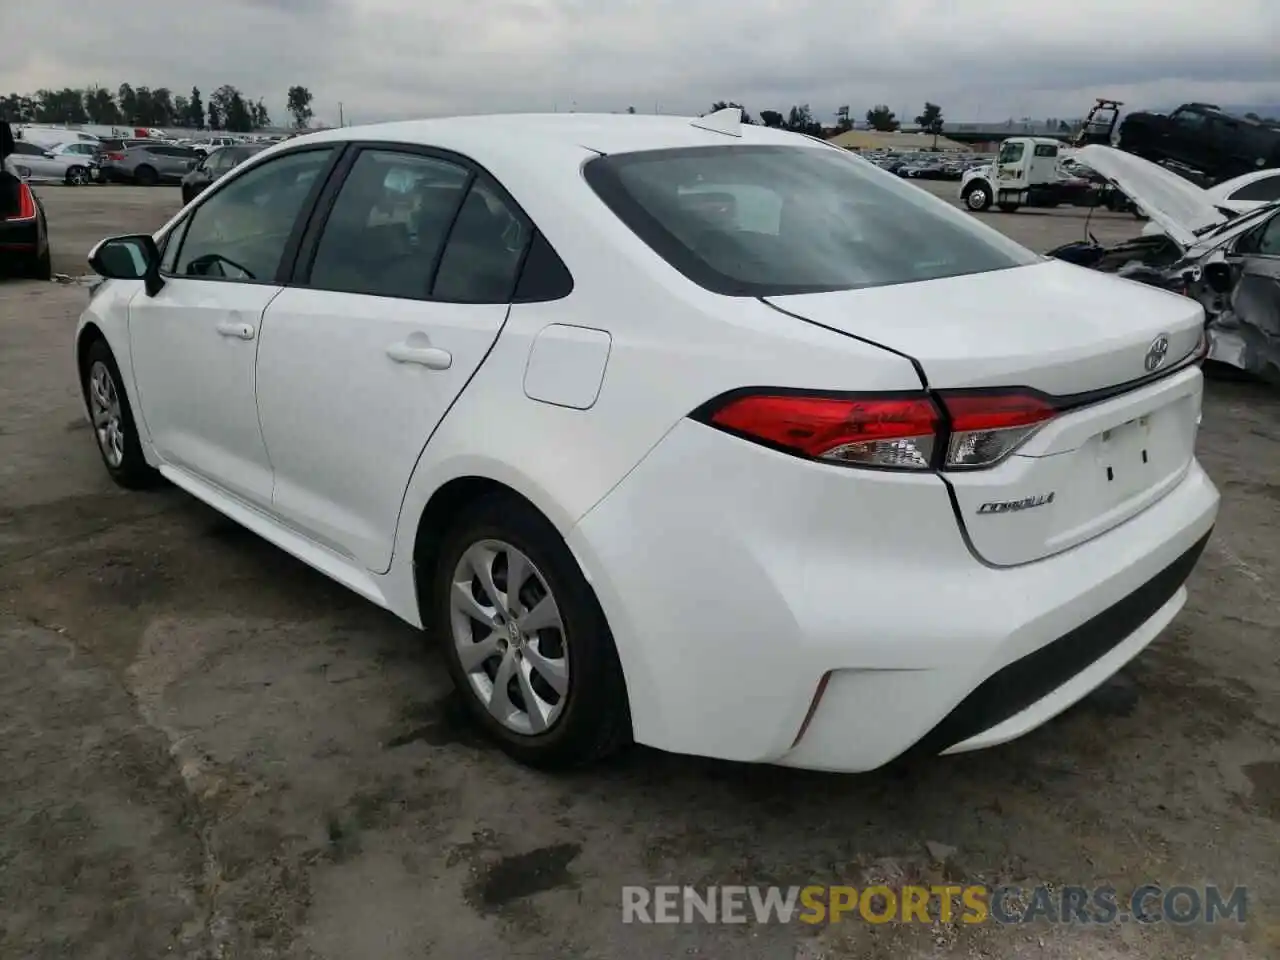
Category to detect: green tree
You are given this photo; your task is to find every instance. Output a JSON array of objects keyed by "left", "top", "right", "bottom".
[
  {"left": 784, "top": 104, "right": 822, "bottom": 135},
  {"left": 286, "top": 85, "right": 314, "bottom": 128},
  {"left": 151, "top": 87, "right": 175, "bottom": 126},
  {"left": 626, "top": 105, "right": 636, "bottom": 114},
  {"left": 173, "top": 94, "right": 189, "bottom": 126},
  {"left": 866, "top": 104, "right": 899, "bottom": 131},
  {"left": 251, "top": 98, "right": 270, "bottom": 128},
  {"left": 84, "top": 85, "right": 120, "bottom": 124},
  {"left": 914, "top": 101, "right": 943, "bottom": 147},
  {"left": 835, "top": 105, "right": 852, "bottom": 133},
  {"left": 187, "top": 86, "right": 205, "bottom": 128},
  {"left": 117, "top": 83, "right": 138, "bottom": 124},
  {"left": 758, "top": 109, "right": 784, "bottom": 128},
  {"left": 35, "top": 88, "right": 88, "bottom": 123}
]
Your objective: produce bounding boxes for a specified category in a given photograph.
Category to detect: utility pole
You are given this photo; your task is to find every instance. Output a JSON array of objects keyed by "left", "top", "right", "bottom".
[{"left": 338, "top": 102, "right": 344, "bottom": 127}]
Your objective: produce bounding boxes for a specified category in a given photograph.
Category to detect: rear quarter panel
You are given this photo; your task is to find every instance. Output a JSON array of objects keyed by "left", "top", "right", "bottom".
[{"left": 381, "top": 134, "right": 924, "bottom": 621}]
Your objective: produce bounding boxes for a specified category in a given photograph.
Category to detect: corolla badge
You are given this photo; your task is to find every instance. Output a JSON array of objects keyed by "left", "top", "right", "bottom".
[
  {"left": 1144, "top": 334, "right": 1170, "bottom": 373},
  {"left": 977, "top": 492, "right": 1055, "bottom": 515}
]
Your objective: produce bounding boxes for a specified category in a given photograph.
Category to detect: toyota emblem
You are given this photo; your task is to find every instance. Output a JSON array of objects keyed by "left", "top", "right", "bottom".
[{"left": 1144, "top": 335, "right": 1170, "bottom": 373}]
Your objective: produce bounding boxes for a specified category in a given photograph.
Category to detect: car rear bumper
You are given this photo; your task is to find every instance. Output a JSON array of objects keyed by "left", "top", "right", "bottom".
[
  {"left": 0, "top": 217, "right": 40, "bottom": 256},
  {"left": 568, "top": 418, "right": 1219, "bottom": 772}
]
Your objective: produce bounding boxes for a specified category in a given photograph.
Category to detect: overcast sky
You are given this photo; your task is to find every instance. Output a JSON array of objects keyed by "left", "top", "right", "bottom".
[{"left": 7, "top": 0, "right": 1279, "bottom": 126}]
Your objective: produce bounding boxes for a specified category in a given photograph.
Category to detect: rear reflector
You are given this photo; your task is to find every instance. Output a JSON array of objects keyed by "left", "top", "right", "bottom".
[
  {"left": 941, "top": 392, "right": 1057, "bottom": 468},
  {"left": 703, "top": 393, "right": 940, "bottom": 469},
  {"left": 3, "top": 183, "right": 37, "bottom": 222}
]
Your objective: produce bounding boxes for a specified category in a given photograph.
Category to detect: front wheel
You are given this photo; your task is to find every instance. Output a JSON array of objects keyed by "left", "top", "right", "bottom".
[
  {"left": 431, "top": 495, "right": 631, "bottom": 768},
  {"left": 65, "top": 165, "right": 90, "bottom": 186},
  {"left": 81, "top": 340, "right": 159, "bottom": 489},
  {"left": 134, "top": 165, "right": 159, "bottom": 186},
  {"left": 963, "top": 184, "right": 991, "bottom": 211}
]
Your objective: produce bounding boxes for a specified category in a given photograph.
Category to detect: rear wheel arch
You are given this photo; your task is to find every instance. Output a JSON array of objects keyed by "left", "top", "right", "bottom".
[{"left": 411, "top": 477, "right": 544, "bottom": 613}]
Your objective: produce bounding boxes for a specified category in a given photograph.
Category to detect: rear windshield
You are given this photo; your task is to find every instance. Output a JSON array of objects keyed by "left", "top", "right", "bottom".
[{"left": 583, "top": 145, "right": 1038, "bottom": 296}]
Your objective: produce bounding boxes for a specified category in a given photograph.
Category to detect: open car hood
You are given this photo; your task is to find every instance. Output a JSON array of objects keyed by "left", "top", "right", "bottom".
[
  {"left": 0, "top": 121, "right": 14, "bottom": 163},
  {"left": 1073, "top": 145, "right": 1226, "bottom": 249}
]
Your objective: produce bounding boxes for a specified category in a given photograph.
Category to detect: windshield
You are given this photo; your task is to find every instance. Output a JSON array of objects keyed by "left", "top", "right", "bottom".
[{"left": 583, "top": 145, "right": 1039, "bottom": 296}]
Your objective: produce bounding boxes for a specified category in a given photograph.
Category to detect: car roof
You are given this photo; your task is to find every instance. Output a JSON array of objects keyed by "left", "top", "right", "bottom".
[{"left": 290, "top": 112, "right": 816, "bottom": 159}]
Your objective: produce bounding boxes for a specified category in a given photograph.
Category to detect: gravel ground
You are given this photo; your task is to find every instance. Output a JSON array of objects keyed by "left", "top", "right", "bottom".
[{"left": 0, "top": 182, "right": 1277, "bottom": 960}]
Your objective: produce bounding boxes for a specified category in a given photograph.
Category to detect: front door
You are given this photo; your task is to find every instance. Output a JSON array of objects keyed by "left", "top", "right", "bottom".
[
  {"left": 126, "top": 146, "right": 337, "bottom": 507},
  {"left": 1224, "top": 210, "right": 1280, "bottom": 376},
  {"left": 255, "top": 147, "right": 530, "bottom": 571}
]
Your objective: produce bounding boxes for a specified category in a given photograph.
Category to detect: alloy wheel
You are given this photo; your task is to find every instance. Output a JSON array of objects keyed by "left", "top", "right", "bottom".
[
  {"left": 450, "top": 539, "right": 569, "bottom": 735},
  {"left": 69, "top": 167, "right": 88, "bottom": 185},
  {"left": 967, "top": 188, "right": 989, "bottom": 210},
  {"left": 88, "top": 361, "right": 125, "bottom": 468}
]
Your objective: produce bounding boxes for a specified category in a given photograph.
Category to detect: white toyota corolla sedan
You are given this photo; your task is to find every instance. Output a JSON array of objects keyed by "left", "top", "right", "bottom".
[{"left": 76, "top": 109, "right": 1219, "bottom": 772}]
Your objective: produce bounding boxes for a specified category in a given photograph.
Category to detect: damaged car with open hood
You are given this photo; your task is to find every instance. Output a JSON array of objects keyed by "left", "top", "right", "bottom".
[{"left": 1048, "top": 145, "right": 1280, "bottom": 383}]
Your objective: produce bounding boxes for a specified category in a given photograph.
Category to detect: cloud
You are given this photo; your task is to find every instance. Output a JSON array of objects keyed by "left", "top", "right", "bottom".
[{"left": 4, "top": 0, "right": 1278, "bottom": 125}]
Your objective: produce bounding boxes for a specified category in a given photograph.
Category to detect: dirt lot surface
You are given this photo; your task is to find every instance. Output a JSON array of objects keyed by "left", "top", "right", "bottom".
[{"left": 1, "top": 183, "right": 1278, "bottom": 960}]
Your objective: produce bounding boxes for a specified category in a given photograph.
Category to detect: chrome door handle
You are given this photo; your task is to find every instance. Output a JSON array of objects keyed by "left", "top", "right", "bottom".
[
  {"left": 386, "top": 343, "right": 452, "bottom": 370},
  {"left": 215, "top": 321, "right": 255, "bottom": 340}
]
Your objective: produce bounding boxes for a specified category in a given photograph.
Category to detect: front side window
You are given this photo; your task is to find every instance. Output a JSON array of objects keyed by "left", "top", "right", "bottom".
[
  {"left": 584, "top": 145, "right": 1038, "bottom": 297},
  {"left": 173, "top": 148, "right": 333, "bottom": 282},
  {"left": 307, "top": 150, "right": 470, "bottom": 299},
  {"left": 1241, "top": 215, "right": 1280, "bottom": 256},
  {"left": 998, "top": 141, "right": 1025, "bottom": 164}
]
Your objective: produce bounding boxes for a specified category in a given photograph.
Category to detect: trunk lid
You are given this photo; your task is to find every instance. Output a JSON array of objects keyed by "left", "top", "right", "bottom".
[
  {"left": 1073, "top": 145, "right": 1225, "bottom": 249},
  {"left": 766, "top": 259, "right": 1206, "bottom": 566}
]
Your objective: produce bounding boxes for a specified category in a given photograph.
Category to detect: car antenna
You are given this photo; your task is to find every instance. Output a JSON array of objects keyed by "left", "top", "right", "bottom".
[{"left": 690, "top": 106, "right": 743, "bottom": 138}]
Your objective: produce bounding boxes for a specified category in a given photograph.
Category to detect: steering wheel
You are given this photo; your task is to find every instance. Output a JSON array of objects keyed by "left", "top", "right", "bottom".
[{"left": 186, "top": 252, "right": 256, "bottom": 280}]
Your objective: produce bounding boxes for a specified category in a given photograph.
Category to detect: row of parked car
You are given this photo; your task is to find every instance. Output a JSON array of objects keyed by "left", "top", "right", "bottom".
[
  {"left": 7, "top": 135, "right": 269, "bottom": 200},
  {"left": 860, "top": 152, "right": 992, "bottom": 181}
]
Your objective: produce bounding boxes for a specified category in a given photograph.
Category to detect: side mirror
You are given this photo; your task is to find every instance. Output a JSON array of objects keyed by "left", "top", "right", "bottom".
[
  {"left": 88, "top": 234, "right": 164, "bottom": 296},
  {"left": 1202, "top": 261, "right": 1234, "bottom": 294}
]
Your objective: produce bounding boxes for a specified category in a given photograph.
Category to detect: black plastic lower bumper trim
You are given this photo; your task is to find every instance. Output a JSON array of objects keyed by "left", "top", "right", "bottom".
[{"left": 905, "top": 528, "right": 1212, "bottom": 758}]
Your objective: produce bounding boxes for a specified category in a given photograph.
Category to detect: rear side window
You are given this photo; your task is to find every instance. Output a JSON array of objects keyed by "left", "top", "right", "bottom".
[
  {"left": 306, "top": 149, "right": 470, "bottom": 300},
  {"left": 432, "top": 176, "right": 530, "bottom": 303},
  {"left": 1229, "top": 175, "right": 1280, "bottom": 203},
  {"left": 584, "top": 145, "right": 1038, "bottom": 297},
  {"left": 1033, "top": 144, "right": 1058, "bottom": 158}
]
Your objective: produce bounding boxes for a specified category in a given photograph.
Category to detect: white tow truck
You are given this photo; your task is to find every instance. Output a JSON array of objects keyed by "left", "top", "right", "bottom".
[{"left": 958, "top": 137, "right": 1105, "bottom": 213}]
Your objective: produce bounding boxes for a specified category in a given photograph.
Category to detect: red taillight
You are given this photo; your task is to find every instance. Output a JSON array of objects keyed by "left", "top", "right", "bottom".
[
  {"left": 699, "top": 388, "right": 1062, "bottom": 471},
  {"left": 4, "top": 183, "right": 36, "bottom": 222},
  {"left": 105, "top": 151, "right": 124, "bottom": 161},
  {"left": 940, "top": 392, "right": 1057, "bottom": 468},
  {"left": 704, "top": 393, "right": 941, "bottom": 469}
]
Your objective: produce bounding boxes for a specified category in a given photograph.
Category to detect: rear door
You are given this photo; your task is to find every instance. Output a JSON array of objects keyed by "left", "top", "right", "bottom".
[{"left": 255, "top": 145, "right": 530, "bottom": 572}]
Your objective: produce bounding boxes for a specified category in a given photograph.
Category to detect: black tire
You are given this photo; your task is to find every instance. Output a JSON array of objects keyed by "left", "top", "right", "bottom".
[
  {"left": 25, "top": 246, "right": 52, "bottom": 281},
  {"left": 65, "top": 165, "right": 89, "bottom": 186},
  {"left": 134, "top": 165, "right": 159, "bottom": 186},
  {"left": 963, "top": 183, "right": 991, "bottom": 212},
  {"left": 81, "top": 338, "right": 159, "bottom": 489},
  {"left": 430, "top": 494, "right": 631, "bottom": 768}
]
